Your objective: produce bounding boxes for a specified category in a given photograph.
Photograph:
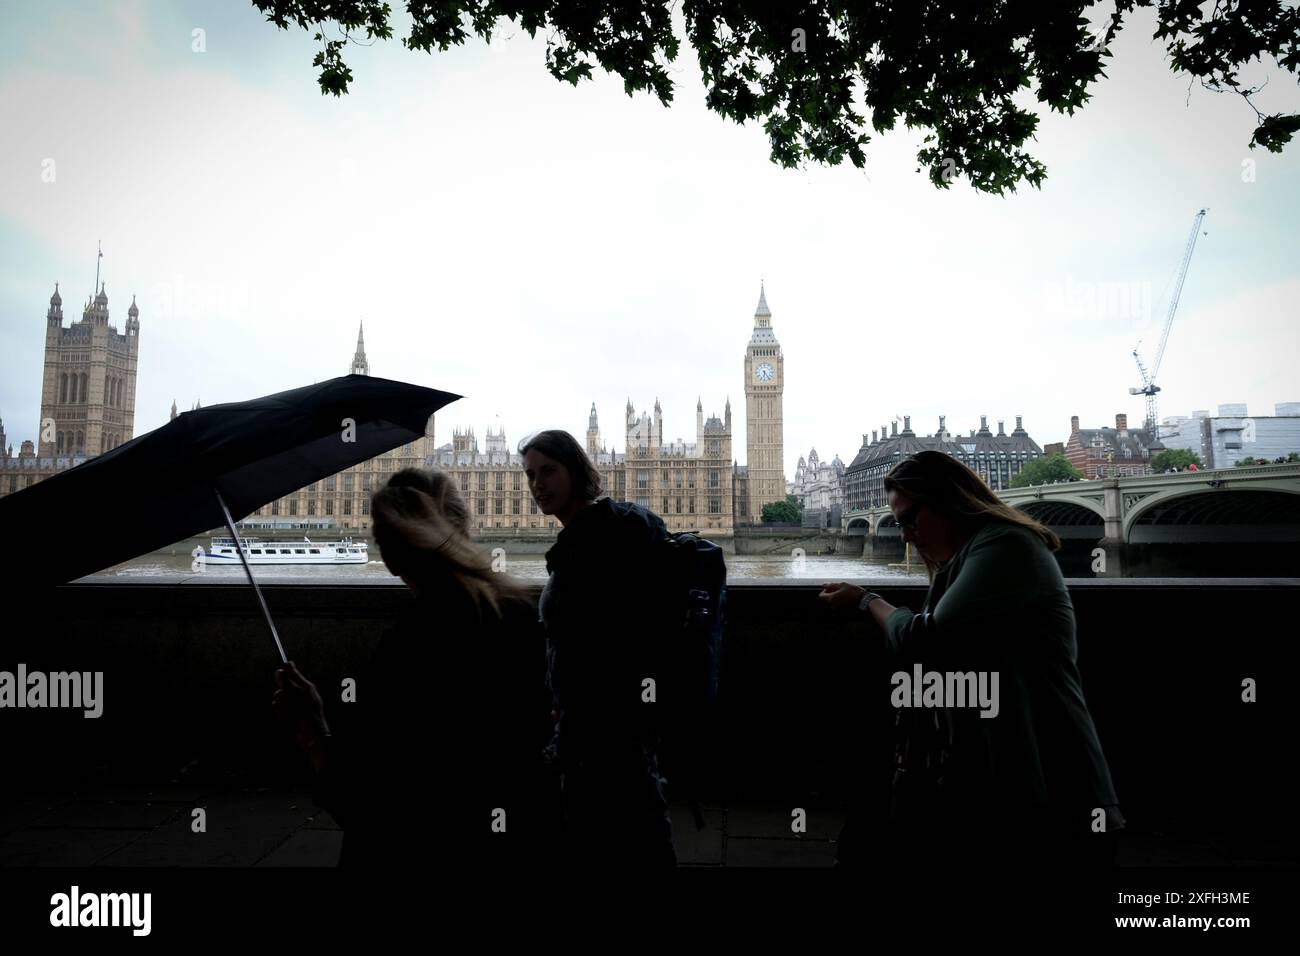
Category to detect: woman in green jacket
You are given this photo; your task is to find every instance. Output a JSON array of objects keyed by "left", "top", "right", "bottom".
[{"left": 820, "top": 450, "right": 1123, "bottom": 870}]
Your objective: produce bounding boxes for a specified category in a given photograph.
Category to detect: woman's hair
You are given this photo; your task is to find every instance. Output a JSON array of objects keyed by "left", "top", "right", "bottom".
[
  {"left": 883, "top": 450, "right": 1061, "bottom": 576},
  {"left": 517, "top": 429, "right": 603, "bottom": 502},
  {"left": 370, "top": 466, "right": 530, "bottom": 622}
]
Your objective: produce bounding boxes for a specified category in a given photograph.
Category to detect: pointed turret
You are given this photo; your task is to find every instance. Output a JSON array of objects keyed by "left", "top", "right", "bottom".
[
  {"left": 350, "top": 321, "right": 370, "bottom": 376},
  {"left": 126, "top": 293, "right": 140, "bottom": 336},
  {"left": 47, "top": 282, "right": 63, "bottom": 324}
]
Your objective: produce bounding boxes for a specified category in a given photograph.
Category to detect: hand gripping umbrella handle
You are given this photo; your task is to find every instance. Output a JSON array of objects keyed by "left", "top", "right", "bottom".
[{"left": 211, "top": 483, "right": 289, "bottom": 664}]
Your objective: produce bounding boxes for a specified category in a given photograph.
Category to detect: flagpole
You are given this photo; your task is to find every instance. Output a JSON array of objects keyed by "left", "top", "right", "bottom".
[{"left": 210, "top": 482, "right": 289, "bottom": 664}]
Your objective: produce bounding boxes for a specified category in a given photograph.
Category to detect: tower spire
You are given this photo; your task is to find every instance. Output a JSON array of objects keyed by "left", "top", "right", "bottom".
[
  {"left": 350, "top": 321, "right": 370, "bottom": 375},
  {"left": 94, "top": 241, "right": 102, "bottom": 296}
]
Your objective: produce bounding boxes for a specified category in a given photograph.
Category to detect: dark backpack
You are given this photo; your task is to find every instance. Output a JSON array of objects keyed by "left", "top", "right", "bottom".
[{"left": 649, "top": 530, "right": 726, "bottom": 829}]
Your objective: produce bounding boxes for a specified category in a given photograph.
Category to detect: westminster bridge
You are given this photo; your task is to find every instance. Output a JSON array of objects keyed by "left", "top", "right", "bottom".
[{"left": 841, "top": 462, "right": 1300, "bottom": 576}]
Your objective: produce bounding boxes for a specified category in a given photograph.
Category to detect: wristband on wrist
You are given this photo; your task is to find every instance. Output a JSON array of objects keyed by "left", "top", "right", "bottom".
[{"left": 858, "top": 591, "right": 883, "bottom": 612}]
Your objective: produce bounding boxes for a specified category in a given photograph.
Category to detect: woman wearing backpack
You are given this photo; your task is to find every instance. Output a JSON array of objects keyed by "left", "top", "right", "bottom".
[
  {"left": 521, "top": 429, "right": 677, "bottom": 867},
  {"left": 272, "top": 466, "right": 556, "bottom": 871},
  {"left": 819, "top": 450, "right": 1123, "bottom": 872}
]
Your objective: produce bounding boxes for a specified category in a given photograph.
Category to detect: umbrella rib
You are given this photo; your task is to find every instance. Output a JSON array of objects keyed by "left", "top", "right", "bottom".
[{"left": 211, "top": 482, "right": 289, "bottom": 665}]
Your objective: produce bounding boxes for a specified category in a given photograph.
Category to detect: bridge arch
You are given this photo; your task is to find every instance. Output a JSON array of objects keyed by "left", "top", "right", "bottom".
[
  {"left": 875, "top": 514, "right": 902, "bottom": 538},
  {"left": 1012, "top": 500, "right": 1105, "bottom": 539},
  {"left": 1124, "top": 486, "right": 1300, "bottom": 543}
]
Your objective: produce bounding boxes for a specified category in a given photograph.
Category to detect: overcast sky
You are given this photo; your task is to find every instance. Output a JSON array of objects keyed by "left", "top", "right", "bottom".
[{"left": 2, "top": 1, "right": 1297, "bottom": 478}]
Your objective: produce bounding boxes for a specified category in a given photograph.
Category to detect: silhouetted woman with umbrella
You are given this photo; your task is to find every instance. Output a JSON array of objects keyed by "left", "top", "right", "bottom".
[
  {"left": 273, "top": 467, "right": 556, "bottom": 870},
  {"left": 820, "top": 450, "right": 1124, "bottom": 872}
]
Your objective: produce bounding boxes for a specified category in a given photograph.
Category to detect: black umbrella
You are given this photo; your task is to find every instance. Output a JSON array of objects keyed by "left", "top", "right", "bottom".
[{"left": 0, "top": 374, "right": 460, "bottom": 661}]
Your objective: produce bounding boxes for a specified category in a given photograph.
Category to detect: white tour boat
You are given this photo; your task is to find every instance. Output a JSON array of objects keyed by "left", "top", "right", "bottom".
[{"left": 201, "top": 535, "right": 369, "bottom": 565}]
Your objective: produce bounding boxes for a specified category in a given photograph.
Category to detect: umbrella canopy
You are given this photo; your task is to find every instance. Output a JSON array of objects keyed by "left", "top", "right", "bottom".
[{"left": 0, "top": 374, "right": 461, "bottom": 590}]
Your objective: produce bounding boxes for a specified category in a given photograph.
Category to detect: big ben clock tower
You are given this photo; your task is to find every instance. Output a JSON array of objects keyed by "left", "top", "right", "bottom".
[{"left": 744, "top": 283, "right": 785, "bottom": 522}]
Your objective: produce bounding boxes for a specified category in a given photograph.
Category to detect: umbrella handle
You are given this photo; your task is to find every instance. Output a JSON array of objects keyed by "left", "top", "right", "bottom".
[{"left": 211, "top": 483, "right": 289, "bottom": 665}]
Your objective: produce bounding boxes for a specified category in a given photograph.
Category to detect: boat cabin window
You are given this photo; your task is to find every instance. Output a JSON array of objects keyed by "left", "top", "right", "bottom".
[
  {"left": 309, "top": 549, "right": 320, "bottom": 554},
  {"left": 294, "top": 549, "right": 305, "bottom": 554},
  {"left": 280, "top": 549, "right": 290, "bottom": 554},
  {"left": 251, "top": 549, "right": 262, "bottom": 555}
]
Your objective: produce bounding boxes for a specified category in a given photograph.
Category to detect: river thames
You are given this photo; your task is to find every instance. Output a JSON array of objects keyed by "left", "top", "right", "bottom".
[{"left": 90, "top": 538, "right": 927, "bottom": 581}]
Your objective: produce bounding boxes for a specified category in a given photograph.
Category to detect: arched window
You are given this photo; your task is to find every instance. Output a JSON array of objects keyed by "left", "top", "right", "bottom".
[
  {"left": 104, "top": 379, "right": 111, "bottom": 405},
  {"left": 60, "top": 374, "right": 68, "bottom": 403},
  {"left": 76, "top": 431, "right": 84, "bottom": 451},
  {"left": 68, "top": 374, "right": 77, "bottom": 404},
  {"left": 81, "top": 374, "right": 89, "bottom": 404},
  {"left": 57, "top": 432, "right": 64, "bottom": 453}
]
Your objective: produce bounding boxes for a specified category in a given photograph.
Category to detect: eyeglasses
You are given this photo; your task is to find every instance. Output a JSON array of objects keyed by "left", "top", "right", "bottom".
[{"left": 896, "top": 504, "right": 922, "bottom": 531}]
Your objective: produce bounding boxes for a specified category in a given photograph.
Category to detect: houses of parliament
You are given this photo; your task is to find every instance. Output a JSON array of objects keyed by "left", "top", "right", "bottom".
[
  {"left": 1, "top": 282, "right": 140, "bottom": 498},
  {"left": 241, "top": 286, "right": 786, "bottom": 536},
  {"left": 3, "top": 281, "right": 788, "bottom": 538}
]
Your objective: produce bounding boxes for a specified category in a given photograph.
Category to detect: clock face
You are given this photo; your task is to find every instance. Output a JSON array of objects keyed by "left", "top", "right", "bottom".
[{"left": 755, "top": 362, "right": 774, "bottom": 382}]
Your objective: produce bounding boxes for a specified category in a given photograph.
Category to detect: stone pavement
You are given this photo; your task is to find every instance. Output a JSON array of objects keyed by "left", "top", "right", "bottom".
[
  {"left": 0, "top": 774, "right": 848, "bottom": 867},
  {"left": 0, "top": 776, "right": 1281, "bottom": 867}
]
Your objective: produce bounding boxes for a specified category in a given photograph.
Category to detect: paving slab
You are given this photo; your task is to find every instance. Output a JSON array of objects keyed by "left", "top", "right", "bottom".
[
  {"left": 302, "top": 810, "right": 341, "bottom": 831},
  {"left": 0, "top": 827, "right": 142, "bottom": 867},
  {"left": 726, "top": 837, "right": 838, "bottom": 867},
  {"left": 1115, "top": 831, "right": 1231, "bottom": 867},
  {"left": 726, "top": 805, "right": 848, "bottom": 841},
  {"left": 256, "top": 829, "right": 344, "bottom": 867},
  {"left": 94, "top": 817, "right": 293, "bottom": 867},
  {"left": 32, "top": 800, "right": 184, "bottom": 829},
  {"left": 670, "top": 805, "right": 723, "bottom": 865},
  {"left": 0, "top": 796, "right": 61, "bottom": 839}
]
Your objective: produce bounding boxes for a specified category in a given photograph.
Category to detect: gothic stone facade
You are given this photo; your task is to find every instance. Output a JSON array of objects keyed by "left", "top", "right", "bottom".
[{"left": 1, "top": 282, "right": 140, "bottom": 500}]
